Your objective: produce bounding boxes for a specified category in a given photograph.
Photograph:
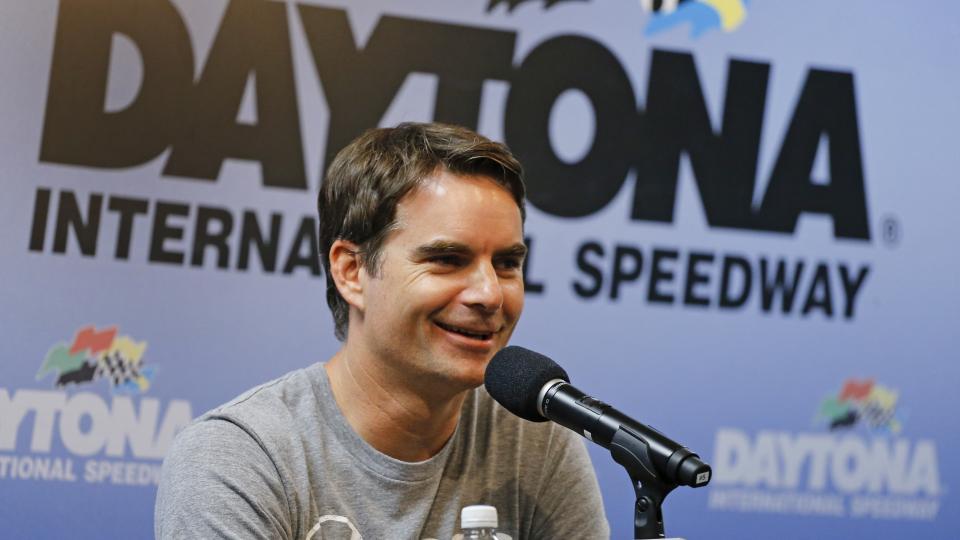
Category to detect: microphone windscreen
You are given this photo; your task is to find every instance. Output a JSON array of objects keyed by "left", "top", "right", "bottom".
[{"left": 485, "top": 346, "right": 570, "bottom": 422}]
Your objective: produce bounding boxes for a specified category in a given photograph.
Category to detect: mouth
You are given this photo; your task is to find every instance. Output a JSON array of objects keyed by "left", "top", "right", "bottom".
[{"left": 433, "top": 321, "right": 496, "bottom": 342}]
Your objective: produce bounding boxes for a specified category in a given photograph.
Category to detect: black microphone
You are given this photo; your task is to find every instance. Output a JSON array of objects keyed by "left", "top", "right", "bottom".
[{"left": 485, "top": 345, "right": 711, "bottom": 488}]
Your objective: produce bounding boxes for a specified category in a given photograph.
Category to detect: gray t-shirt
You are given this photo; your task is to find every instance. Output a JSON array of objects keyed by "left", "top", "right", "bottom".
[{"left": 155, "top": 363, "right": 609, "bottom": 539}]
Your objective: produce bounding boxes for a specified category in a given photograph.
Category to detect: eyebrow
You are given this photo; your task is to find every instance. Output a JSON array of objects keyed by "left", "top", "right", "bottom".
[{"left": 412, "top": 240, "right": 528, "bottom": 259}]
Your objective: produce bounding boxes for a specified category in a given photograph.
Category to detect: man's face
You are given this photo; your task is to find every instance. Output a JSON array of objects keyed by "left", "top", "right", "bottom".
[{"left": 354, "top": 170, "right": 526, "bottom": 392}]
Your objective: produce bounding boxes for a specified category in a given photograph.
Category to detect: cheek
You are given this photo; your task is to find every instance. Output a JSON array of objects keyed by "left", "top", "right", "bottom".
[
  {"left": 503, "top": 281, "right": 525, "bottom": 319},
  {"left": 409, "top": 277, "right": 462, "bottom": 312},
  {"left": 365, "top": 276, "right": 414, "bottom": 324}
]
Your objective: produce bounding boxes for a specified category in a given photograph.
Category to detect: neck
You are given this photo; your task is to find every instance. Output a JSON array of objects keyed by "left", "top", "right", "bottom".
[{"left": 325, "top": 348, "right": 468, "bottom": 462}]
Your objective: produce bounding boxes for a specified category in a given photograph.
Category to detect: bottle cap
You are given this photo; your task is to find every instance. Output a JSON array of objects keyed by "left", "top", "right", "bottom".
[{"left": 461, "top": 505, "right": 498, "bottom": 529}]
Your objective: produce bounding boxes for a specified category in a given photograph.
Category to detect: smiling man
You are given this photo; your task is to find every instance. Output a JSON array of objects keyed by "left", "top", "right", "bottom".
[{"left": 155, "top": 123, "right": 609, "bottom": 539}]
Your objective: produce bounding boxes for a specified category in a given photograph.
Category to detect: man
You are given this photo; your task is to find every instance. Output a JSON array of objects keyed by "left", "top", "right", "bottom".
[{"left": 155, "top": 123, "right": 609, "bottom": 539}]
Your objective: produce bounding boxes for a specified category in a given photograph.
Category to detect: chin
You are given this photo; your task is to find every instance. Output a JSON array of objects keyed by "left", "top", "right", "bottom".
[
  {"left": 453, "top": 366, "right": 486, "bottom": 388},
  {"left": 446, "top": 362, "right": 488, "bottom": 391}
]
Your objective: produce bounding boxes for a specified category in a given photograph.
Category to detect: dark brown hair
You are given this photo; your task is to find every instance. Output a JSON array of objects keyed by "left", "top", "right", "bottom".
[{"left": 318, "top": 122, "right": 526, "bottom": 340}]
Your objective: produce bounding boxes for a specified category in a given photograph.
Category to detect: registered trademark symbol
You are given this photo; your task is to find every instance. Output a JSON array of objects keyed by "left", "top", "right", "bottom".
[{"left": 880, "top": 215, "right": 900, "bottom": 247}]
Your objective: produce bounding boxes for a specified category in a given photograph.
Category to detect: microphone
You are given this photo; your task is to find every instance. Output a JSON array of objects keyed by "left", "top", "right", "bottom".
[{"left": 485, "top": 346, "right": 711, "bottom": 488}]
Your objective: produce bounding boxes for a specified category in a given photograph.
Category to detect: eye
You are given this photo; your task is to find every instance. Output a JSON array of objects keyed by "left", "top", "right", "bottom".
[
  {"left": 495, "top": 257, "right": 524, "bottom": 271},
  {"left": 430, "top": 255, "right": 464, "bottom": 267}
]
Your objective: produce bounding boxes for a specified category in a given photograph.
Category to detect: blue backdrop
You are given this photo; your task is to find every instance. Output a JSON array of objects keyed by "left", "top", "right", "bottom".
[{"left": 2, "top": 1, "right": 958, "bottom": 538}]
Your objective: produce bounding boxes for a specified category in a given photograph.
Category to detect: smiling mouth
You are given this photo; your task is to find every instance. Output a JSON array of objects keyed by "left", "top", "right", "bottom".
[{"left": 434, "top": 321, "right": 495, "bottom": 341}]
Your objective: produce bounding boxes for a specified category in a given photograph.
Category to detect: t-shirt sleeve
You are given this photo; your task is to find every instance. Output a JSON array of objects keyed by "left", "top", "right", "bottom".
[
  {"left": 529, "top": 426, "right": 611, "bottom": 539},
  {"left": 154, "top": 418, "right": 294, "bottom": 539}
]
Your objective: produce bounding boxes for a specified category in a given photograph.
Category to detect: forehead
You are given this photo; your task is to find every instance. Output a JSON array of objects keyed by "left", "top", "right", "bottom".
[{"left": 390, "top": 170, "right": 523, "bottom": 244}]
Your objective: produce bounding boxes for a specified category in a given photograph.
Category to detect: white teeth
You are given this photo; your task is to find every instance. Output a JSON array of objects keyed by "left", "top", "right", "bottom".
[{"left": 437, "top": 322, "right": 491, "bottom": 339}]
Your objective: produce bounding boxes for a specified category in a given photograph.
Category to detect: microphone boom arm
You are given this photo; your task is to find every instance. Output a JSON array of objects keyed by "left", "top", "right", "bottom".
[{"left": 540, "top": 381, "right": 711, "bottom": 539}]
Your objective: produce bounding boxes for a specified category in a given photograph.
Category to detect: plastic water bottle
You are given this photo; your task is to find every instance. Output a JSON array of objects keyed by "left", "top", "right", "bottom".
[{"left": 458, "top": 505, "right": 499, "bottom": 540}]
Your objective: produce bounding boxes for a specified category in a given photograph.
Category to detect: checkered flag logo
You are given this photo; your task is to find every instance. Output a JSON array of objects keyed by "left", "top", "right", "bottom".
[{"left": 36, "top": 325, "right": 157, "bottom": 395}]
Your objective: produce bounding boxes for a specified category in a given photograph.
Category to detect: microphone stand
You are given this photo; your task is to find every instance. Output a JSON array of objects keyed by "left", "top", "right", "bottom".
[
  {"left": 609, "top": 428, "right": 680, "bottom": 539},
  {"left": 535, "top": 379, "right": 709, "bottom": 538}
]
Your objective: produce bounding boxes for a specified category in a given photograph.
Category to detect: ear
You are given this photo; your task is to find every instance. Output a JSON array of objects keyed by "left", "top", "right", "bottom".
[{"left": 328, "top": 239, "right": 366, "bottom": 311}]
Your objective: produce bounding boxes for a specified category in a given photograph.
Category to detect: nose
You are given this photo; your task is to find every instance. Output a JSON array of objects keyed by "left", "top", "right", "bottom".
[{"left": 463, "top": 261, "right": 503, "bottom": 313}]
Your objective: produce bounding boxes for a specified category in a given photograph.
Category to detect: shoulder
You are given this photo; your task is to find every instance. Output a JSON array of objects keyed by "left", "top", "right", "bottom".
[
  {"left": 161, "top": 361, "right": 326, "bottom": 474},
  {"left": 167, "top": 362, "right": 327, "bottom": 482},
  {"left": 156, "top": 416, "right": 297, "bottom": 538},
  {"left": 155, "top": 364, "right": 327, "bottom": 538},
  {"left": 162, "top": 362, "right": 327, "bottom": 465},
  {"left": 200, "top": 363, "right": 323, "bottom": 434}
]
